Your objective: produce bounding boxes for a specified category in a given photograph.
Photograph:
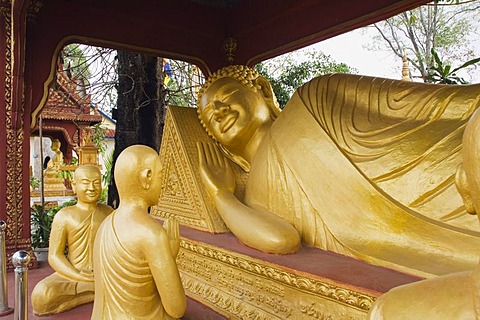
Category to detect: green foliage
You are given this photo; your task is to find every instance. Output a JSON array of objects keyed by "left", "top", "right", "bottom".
[
  {"left": 31, "top": 200, "right": 77, "bottom": 248},
  {"left": 99, "top": 149, "right": 114, "bottom": 204},
  {"left": 163, "top": 59, "right": 204, "bottom": 108},
  {"left": 91, "top": 123, "right": 109, "bottom": 156},
  {"left": 59, "top": 157, "right": 78, "bottom": 183},
  {"left": 426, "top": 48, "right": 480, "bottom": 84},
  {"left": 62, "top": 44, "right": 92, "bottom": 80},
  {"left": 30, "top": 176, "right": 40, "bottom": 190},
  {"left": 370, "top": 1, "right": 479, "bottom": 81},
  {"left": 255, "top": 49, "right": 356, "bottom": 107}
]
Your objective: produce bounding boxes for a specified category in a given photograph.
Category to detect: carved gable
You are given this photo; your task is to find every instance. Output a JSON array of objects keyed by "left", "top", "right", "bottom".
[{"left": 151, "top": 106, "right": 247, "bottom": 233}]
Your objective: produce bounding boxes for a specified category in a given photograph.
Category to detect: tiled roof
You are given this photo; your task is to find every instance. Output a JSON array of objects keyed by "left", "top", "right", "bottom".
[{"left": 41, "top": 67, "right": 102, "bottom": 124}]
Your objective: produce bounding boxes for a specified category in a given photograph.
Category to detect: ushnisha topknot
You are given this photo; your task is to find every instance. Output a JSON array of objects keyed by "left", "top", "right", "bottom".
[{"left": 197, "top": 65, "right": 261, "bottom": 104}]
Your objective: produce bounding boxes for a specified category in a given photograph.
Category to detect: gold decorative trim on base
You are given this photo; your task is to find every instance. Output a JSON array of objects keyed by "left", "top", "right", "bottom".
[{"left": 178, "top": 237, "right": 375, "bottom": 319}]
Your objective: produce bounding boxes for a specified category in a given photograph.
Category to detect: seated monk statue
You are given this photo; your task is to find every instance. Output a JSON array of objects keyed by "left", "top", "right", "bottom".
[
  {"left": 44, "top": 138, "right": 66, "bottom": 191},
  {"left": 31, "top": 164, "right": 113, "bottom": 315},
  {"left": 367, "top": 107, "right": 480, "bottom": 319},
  {"left": 197, "top": 65, "right": 480, "bottom": 278},
  {"left": 91, "top": 145, "right": 186, "bottom": 320}
]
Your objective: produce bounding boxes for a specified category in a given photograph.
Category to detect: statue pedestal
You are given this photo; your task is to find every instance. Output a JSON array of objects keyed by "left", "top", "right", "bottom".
[
  {"left": 43, "top": 169, "right": 66, "bottom": 191},
  {"left": 175, "top": 225, "right": 422, "bottom": 319}
]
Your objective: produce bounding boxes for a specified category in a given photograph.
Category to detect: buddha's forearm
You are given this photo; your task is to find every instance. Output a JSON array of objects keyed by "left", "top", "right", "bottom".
[{"left": 214, "top": 190, "right": 301, "bottom": 254}]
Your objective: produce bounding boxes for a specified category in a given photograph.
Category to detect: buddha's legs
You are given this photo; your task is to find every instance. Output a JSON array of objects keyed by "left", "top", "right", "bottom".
[{"left": 31, "top": 272, "right": 94, "bottom": 315}]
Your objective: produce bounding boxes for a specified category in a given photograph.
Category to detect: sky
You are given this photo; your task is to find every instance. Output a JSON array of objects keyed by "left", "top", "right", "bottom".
[
  {"left": 312, "top": 29, "right": 404, "bottom": 80},
  {"left": 310, "top": 24, "right": 480, "bottom": 84}
]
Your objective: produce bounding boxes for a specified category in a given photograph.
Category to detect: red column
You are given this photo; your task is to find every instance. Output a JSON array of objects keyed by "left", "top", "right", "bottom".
[
  {"left": 0, "top": 3, "right": 9, "bottom": 235},
  {"left": 1, "top": 0, "right": 36, "bottom": 268}
]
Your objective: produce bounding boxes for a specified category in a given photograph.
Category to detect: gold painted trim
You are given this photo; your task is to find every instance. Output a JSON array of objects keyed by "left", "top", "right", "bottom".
[
  {"left": 27, "top": 0, "right": 43, "bottom": 22},
  {"left": 3, "top": 5, "right": 25, "bottom": 242},
  {"left": 179, "top": 237, "right": 376, "bottom": 312},
  {"left": 40, "top": 125, "right": 76, "bottom": 147},
  {"left": 0, "top": 0, "right": 11, "bottom": 7}
]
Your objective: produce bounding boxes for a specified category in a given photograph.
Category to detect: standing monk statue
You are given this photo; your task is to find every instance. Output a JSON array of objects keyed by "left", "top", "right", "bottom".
[
  {"left": 31, "top": 164, "right": 113, "bottom": 315},
  {"left": 197, "top": 65, "right": 480, "bottom": 277},
  {"left": 91, "top": 145, "right": 186, "bottom": 320},
  {"left": 368, "top": 107, "right": 480, "bottom": 319}
]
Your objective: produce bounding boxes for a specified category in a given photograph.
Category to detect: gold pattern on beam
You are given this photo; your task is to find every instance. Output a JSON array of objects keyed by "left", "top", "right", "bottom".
[
  {"left": 223, "top": 37, "right": 237, "bottom": 64},
  {"left": 27, "top": 0, "right": 43, "bottom": 22}
]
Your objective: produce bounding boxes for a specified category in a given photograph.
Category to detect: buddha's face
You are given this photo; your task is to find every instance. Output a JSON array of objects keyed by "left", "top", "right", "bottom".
[
  {"left": 51, "top": 140, "right": 60, "bottom": 151},
  {"left": 72, "top": 166, "right": 102, "bottom": 204},
  {"left": 198, "top": 77, "right": 272, "bottom": 150}
]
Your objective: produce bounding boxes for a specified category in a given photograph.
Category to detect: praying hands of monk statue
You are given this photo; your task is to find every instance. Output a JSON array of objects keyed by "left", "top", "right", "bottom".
[
  {"left": 367, "top": 107, "right": 480, "bottom": 320},
  {"left": 196, "top": 65, "right": 480, "bottom": 278},
  {"left": 91, "top": 145, "right": 186, "bottom": 320},
  {"left": 31, "top": 164, "right": 113, "bottom": 316}
]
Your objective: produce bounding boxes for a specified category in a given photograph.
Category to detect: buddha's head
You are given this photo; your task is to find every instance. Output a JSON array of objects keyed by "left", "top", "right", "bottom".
[
  {"left": 72, "top": 164, "right": 102, "bottom": 204},
  {"left": 197, "top": 65, "right": 281, "bottom": 171},
  {"left": 51, "top": 139, "right": 61, "bottom": 152}
]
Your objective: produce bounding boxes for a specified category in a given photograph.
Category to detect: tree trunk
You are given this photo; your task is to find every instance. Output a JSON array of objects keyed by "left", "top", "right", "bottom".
[{"left": 108, "top": 51, "right": 166, "bottom": 208}]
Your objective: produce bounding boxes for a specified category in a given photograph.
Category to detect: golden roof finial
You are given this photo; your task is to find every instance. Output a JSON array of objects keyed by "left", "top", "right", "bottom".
[{"left": 402, "top": 48, "right": 411, "bottom": 81}]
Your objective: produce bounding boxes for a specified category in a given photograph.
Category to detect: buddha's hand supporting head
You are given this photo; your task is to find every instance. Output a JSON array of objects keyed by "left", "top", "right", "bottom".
[
  {"left": 197, "top": 65, "right": 281, "bottom": 171},
  {"left": 197, "top": 142, "right": 235, "bottom": 198},
  {"left": 163, "top": 217, "right": 180, "bottom": 258}
]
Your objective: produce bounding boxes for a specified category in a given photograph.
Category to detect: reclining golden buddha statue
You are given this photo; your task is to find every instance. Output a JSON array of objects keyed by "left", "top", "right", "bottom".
[{"left": 196, "top": 65, "right": 480, "bottom": 278}]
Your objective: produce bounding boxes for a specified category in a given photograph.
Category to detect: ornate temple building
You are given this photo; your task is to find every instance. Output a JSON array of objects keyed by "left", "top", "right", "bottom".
[{"left": 31, "top": 53, "right": 103, "bottom": 166}]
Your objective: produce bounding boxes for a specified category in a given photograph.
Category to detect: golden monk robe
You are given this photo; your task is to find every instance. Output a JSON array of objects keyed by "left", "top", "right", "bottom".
[
  {"left": 91, "top": 145, "right": 186, "bottom": 320},
  {"left": 31, "top": 164, "right": 113, "bottom": 315},
  {"left": 367, "top": 107, "right": 480, "bottom": 320},
  {"left": 197, "top": 65, "right": 480, "bottom": 277}
]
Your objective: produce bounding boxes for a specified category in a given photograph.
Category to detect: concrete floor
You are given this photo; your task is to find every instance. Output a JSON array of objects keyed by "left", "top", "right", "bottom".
[{"left": 2, "top": 260, "right": 225, "bottom": 320}]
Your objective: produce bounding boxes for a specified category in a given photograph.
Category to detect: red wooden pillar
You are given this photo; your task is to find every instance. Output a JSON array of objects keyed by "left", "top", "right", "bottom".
[
  {"left": 1, "top": 0, "right": 36, "bottom": 267},
  {"left": 0, "top": 2, "right": 9, "bottom": 240}
]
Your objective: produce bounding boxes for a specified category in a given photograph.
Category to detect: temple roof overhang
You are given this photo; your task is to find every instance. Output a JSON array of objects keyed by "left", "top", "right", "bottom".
[{"left": 24, "top": 0, "right": 430, "bottom": 126}]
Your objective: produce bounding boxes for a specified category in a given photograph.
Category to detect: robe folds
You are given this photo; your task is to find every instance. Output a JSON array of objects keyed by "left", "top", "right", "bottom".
[
  {"left": 91, "top": 212, "right": 174, "bottom": 320},
  {"left": 245, "top": 74, "right": 480, "bottom": 277},
  {"left": 31, "top": 210, "right": 97, "bottom": 315}
]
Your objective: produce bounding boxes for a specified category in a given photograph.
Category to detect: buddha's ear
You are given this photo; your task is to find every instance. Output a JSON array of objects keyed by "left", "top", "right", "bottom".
[
  {"left": 140, "top": 168, "right": 153, "bottom": 190},
  {"left": 255, "top": 76, "right": 274, "bottom": 100},
  {"left": 71, "top": 180, "right": 77, "bottom": 194},
  {"left": 255, "top": 76, "right": 280, "bottom": 119}
]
